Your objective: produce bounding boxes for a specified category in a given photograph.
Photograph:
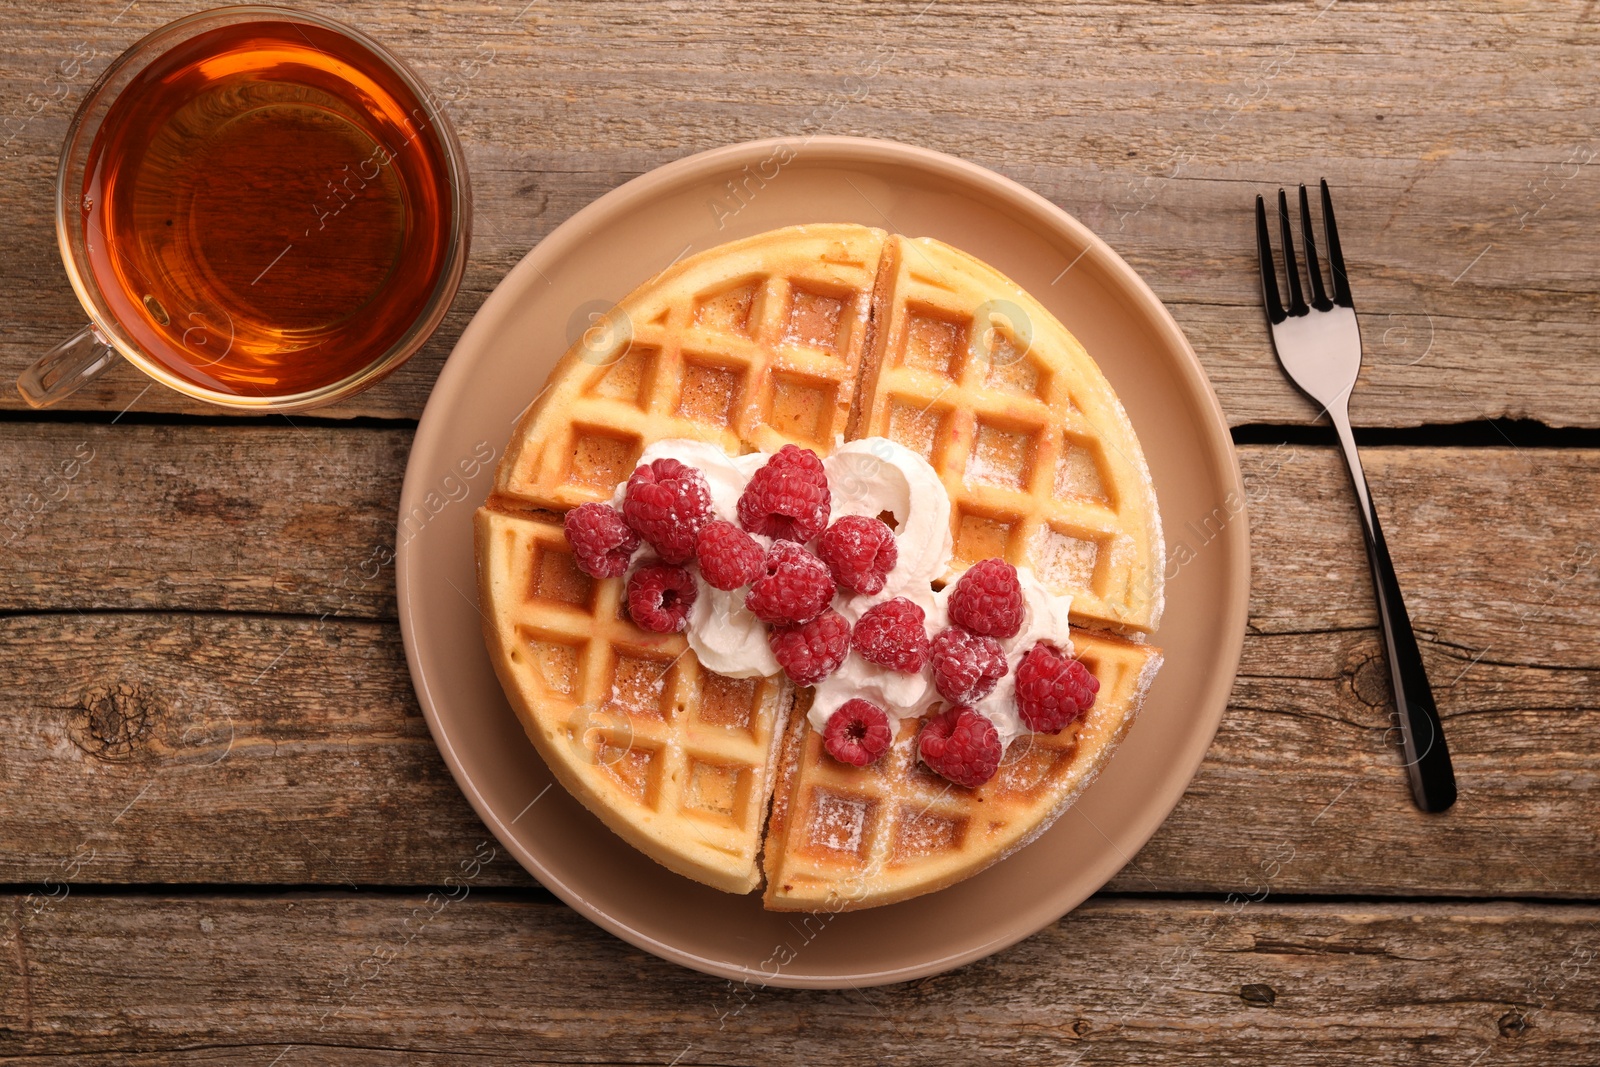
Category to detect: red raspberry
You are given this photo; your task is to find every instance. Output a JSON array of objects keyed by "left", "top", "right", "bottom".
[
  {"left": 745, "top": 541, "right": 836, "bottom": 626},
  {"left": 562, "top": 502, "right": 640, "bottom": 578},
  {"left": 768, "top": 608, "right": 851, "bottom": 685},
  {"left": 817, "top": 515, "right": 898, "bottom": 595},
  {"left": 947, "top": 558, "right": 1024, "bottom": 640},
  {"left": 694, "top": 520, "right": 765, "bottom": 590},
  {"left": 736, "top": 444, "right": 831, "bottom": 543},
  {"left": 622, "top": 458, "right": 713, "bottom": 564},
  {"left": 852, "top": 597, "right": 929, "bottom": 673},
  {"left": 929, "top": 626, "right": 1007, "bottom": 704},
  {"left": 822, "top": 699, "right": 893, "bottom": 767},
  {"left": 1015, "top": 642, "right": 1100, "bottom": 733},
  {"left": 918, "top": 706, "right": 1001, "bottom": 788},
  {"left": 626, "top": 563, "right": 697, "bottom": 633}
]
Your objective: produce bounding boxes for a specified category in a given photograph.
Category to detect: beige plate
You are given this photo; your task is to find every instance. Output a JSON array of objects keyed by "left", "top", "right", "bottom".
[{"left": 397, "top": 137, "right": 1248, "bottom": 988}]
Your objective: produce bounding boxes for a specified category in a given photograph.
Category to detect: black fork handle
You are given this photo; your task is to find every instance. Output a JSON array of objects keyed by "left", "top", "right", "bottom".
[{"left": 1333, "top": 419, "right": 1458, "bottom": 812}]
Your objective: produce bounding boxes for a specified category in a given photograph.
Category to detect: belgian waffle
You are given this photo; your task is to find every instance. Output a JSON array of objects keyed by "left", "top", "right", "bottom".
[{"left": 476, "top": 224, "right": 1165, "bottom": 905}]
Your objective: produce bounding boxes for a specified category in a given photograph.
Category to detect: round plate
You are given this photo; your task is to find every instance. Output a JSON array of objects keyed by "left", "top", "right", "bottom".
[{"left": 397, "top": 136, "right": 1248, "bottom": 988}]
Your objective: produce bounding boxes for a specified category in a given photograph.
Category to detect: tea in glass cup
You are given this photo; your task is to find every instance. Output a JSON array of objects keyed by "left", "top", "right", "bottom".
[{"left": 24, "top": 6, "right": 471, "bottom": 411}]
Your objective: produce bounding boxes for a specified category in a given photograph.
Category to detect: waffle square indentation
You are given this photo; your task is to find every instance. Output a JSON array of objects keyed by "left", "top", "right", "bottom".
[
  {"left": 900, "top": 308, "right": 969, "bottom": 376},
  {"left": 512, "top": 629, "right": 582, "bottom": 696},
  {"left": 1029, "top": 524, "right": 1105, "bottom": 591},
  {"left": 889, "top": 807, "right": 968, "bottom": 863},
  {"left": 978, "top": 335, "right": 1047, "bottom": 402},
  {"left": 598, "top": 744, "right": 661, "bottom": 807},
  {"left": 784, "top": 287, "right": 849, "bottom": 355},
  {"left": 564, "top": 426, "right": 640, "bottom": 492},
  {"left": 953, "top": 507, "right": 1020, "bottom": 565},
  {"left": 967, "top": 418, "right": 1042, "bottom": 492},
  {"left": 992, "top": 736, "right": 1075, "bottom": 799},
  {"left": 529, "top": 541, "right": 595, "bottom": 610},
  {"left": 583, "top": 344, "right": 657, "bottom": 408},
  {"left": 885, "top": 397, "right": 951, "bottom": 462},
  {"left": 804, "top": 789, "right": 877, "bottom": 860},
  {"left": 1054, "top": 436, "right": 1110, "bottom": 504},
  {"left": 608, "top": 651, "right": 677, "bottom": 721},
  {"left": 693, "top": 278, "right": 760, "bottom": 337},
  {"left": 677, "top": 356, "right": 746, "bottom": 427},
  {"left": 766, "top": 371, "right": 837, "bottom": 446},
  {"left": 697, "top": 672, "right": 760, "bottom": 733},
  {"left": 683, "top": 758, "right": 750, "bottom": 824}
]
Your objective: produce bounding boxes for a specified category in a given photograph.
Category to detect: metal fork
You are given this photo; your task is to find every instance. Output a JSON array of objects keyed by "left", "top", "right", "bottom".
[{"left": 1255, "top": 181, "right": 1457, "bottom": 813}]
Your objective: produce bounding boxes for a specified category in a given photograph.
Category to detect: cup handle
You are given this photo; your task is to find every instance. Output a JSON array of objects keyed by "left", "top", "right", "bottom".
[{"left": 17, "top": 324, "right": 120, "bottom": 408}]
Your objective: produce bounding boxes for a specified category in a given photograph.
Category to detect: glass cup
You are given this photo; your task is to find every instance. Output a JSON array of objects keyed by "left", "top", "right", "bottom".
[{"left": 21, "top": 5, "right": 472, "bottom": 412}]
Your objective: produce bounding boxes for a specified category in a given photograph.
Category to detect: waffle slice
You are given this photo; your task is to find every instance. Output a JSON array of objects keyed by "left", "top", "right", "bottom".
[
  {"left": 493, "top": 224, "right": 890, "bottom": 513},
  {"left": 855, "top": 236, "right": 1165, "bottom": 634},
  {"left": 762, "top": 630, "right": 1161, "bottom": 911},
  {"left": 475, "top": 508, "right": 793, "bottom": 893}
]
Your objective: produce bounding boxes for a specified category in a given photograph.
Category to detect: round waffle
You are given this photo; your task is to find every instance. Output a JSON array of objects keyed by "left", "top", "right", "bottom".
[{"left": 475, "top": 224, "right": 1163, "bottom": 907}]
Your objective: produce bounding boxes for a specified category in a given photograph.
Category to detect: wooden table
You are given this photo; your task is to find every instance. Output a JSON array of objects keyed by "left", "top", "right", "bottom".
[{"left": 3, "top": 1, "right": 1596, "bottom": 1062}]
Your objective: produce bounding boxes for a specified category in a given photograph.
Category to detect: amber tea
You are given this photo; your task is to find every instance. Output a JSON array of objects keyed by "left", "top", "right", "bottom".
[{"left": 79, "top": 18, "right": 458, "bottom": 398}]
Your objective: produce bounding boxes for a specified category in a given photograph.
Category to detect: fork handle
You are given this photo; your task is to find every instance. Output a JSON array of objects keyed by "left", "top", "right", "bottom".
[{"left": 1331, "top": 415, "right": 1458, "bottom": 812}]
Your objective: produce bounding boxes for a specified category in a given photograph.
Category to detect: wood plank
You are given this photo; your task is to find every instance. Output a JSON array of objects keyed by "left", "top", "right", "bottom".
[
  {"left": 1, "top": 894, "right": 1596, "bottom": 1063},
  {"left": 0, "top": 432, "right": 1594, "bottom": 893},
  {"left": 1, "top": 512, "right": 1594, "bottom": 898},
  {"left": 0, "top": 607, "right": 1591, "bottom": 896},
  {"left": 0, "top": 612, "right": 497, "bottom": 890},
  {"left": 1, "top": 1, "right": 1594, "bottom": 424},
  {"left": 0, "top": 423, "right": 415, "bottom": 619},
  {"left": 5, "top": 424, "right": 1599, "bottom": 635}
]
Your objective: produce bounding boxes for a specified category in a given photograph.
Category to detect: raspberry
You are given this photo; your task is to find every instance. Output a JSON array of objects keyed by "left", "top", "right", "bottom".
[
  {"left": 695, "top": 520, "right": 765, "bottom": 590},
  {"left": 563, "top": 502, "right": 640, "bottom": 578},
  {"left": 745, "top": 541, "right": 836, "bottom": 626},
  {"left": 822, "top": 699, "right": 893, "bottom": 767},
  {"left": 918, "top": 706, "right": 1001, "bottom": 788},
  {"left": 929, "top": 626, "right": 1007, "bottom": 704},
  {"left": 947, "top": 558, "right": 1024, "bottom": 640},
  {"left": 852, "top": 597, "right": 929, "bottom": 673},
  {"left": 626, "top": 563, "right": 697, "bottom": 633},
  {"left": 736, "top": 444, "right": 831, "bottom": 543},
  {"left": 1015, "top": 642, "right": 1101, "bottom": 733},
  {"left": 622, "top": 458, "right": 714, "bottom": 564},
  {"left": 817, "top": 515, "right": 898, "bottom": 595},
  {"left": 768, "top": 608, "right": 851, "bottom": 685}
]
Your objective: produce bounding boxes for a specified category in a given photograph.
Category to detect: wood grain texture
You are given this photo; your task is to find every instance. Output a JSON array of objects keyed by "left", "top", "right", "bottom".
[
  {"left": 1, "top": 894, "right": 1597, "bottom": 1064},
  {"left": 1, "top": 433, "right": 1593, "bottom": 895},
  {"left": 1, "top": 0, "right": 1595, "bottom": 424},
  {"left": 1, "top": 0, "right": 1596, "bottom": 1052},
  {"left": 0, "top": 423, "right": 412, "bottom": 618}
]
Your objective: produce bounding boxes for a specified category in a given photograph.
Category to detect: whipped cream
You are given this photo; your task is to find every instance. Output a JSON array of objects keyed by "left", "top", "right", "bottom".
[
  {"left": 613, "top": 437, "right": 1074, "bottom": 754},
  {"left": 821, "top": 439, "right": 952, "bottom": 620}
]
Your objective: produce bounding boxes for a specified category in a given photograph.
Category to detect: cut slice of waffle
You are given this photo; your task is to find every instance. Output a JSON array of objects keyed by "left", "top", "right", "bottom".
[
  {"left": 493, "top": 224, "right": 890, "bottom": 513},
  {"left": 856, "top": 236, "right": 1165, "bottom": 634},
  {"left": 762, "top": 630, "right": 1161, "bottom": 911},
  {"left": 475, "top": 508, "right": 794, "bottom": 893}
]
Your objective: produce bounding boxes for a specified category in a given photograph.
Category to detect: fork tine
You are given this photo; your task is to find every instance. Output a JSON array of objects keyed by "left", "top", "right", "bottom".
[
  {"left": 1298, "top": 184, "right": 1332, "bottom": 311},
  {"left": 1320, "top": 178, "right": 1354, "bottom": 307},
  {"left": 1255, "top": 195, "right": 1286, "bottom": 324},
  {"left": 1276, "top": 189, "right": 1309, "bottom": 316}
]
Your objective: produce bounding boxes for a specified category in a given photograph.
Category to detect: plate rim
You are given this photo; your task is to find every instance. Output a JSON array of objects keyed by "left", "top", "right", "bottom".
[{"left": 397, "top": 134, "right": 1249, "bottom": 987}]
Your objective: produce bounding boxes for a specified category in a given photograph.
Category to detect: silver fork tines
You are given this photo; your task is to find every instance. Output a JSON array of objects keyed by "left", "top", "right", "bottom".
[{"left": 1254, "top": 179, "right": 1457, "bottom": 814}]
